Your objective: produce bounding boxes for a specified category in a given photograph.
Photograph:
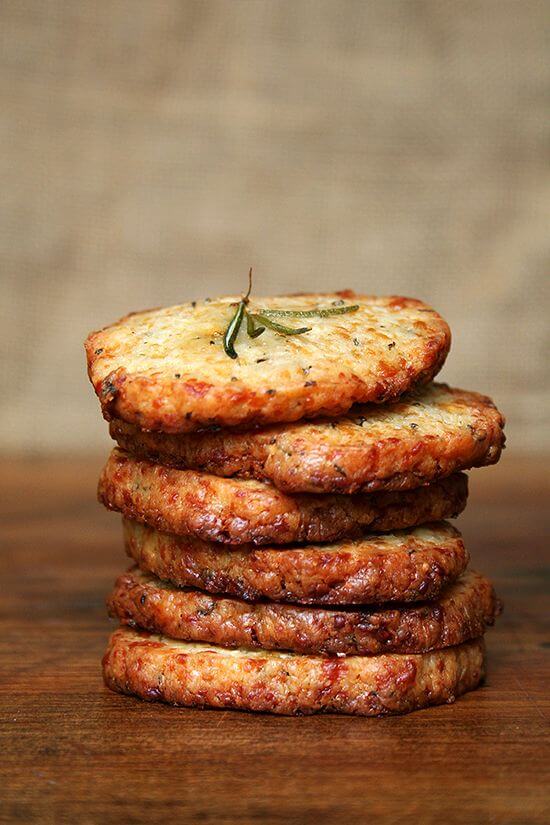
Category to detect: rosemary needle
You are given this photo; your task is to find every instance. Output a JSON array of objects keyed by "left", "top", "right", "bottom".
[
  {"left": 246, "top": 311, "right": 265, "bottom": 338},
  {"left": 252, "top": 313, "right": 311, "bottom": 336},
  {"left": 223, "top": 268, "right": 254, "bottom": 358},
  {"left": 259, "top": 305, "right": 359, "bottom": 318},
  {"left": 223, "top": 301, "right": 246, "bottom": 359}
]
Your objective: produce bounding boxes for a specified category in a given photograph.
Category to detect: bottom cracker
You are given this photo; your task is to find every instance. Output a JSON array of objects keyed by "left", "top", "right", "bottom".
[{"left": 103, "top": 628, "right": 485, "bottom": 717}]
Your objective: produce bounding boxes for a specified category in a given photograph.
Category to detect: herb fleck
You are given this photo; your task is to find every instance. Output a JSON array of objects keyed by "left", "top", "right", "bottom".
[{"left": 100, "top": 377, "right": 117, "bottom": 401}]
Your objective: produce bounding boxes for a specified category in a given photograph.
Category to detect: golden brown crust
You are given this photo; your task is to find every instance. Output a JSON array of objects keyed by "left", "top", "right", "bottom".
[
  {"left": 85, "top": 293, "right": 450, "bottom": 433},
  {"left": 102, "top": 628, "right": 485, "bottom": 716},
  {"left": 108, "top": 568, "right": 501, "bottom": 656},
  {"left": 123, "top": 520, "right": 469, "bottom": 605},
  {"left": 109, "top": 383, "right": 504, "bottom": 494},
  {"left": 99, "top": 448, "right": 468, "bottom": 545}
]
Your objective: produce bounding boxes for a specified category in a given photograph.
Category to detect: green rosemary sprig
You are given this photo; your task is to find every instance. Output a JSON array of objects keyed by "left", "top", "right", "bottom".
[{"left": 222, "top": 270, "right": 359, "bottom": 358}]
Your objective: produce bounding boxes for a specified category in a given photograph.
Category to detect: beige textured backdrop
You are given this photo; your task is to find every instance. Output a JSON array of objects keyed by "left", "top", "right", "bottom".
[{"left": 1, "top": 0, "right": 548, "bottom": 453}]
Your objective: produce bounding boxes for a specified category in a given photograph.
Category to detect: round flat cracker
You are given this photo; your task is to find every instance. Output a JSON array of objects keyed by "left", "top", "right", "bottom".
[
  {"left": 99, "top": 448, "right": 467, "bottom": 545},
  {"left": 86, "top": 292, "right": 450, "bottom": 433},
  {"left": 123, "top": 519, "right": 468, "bottom": 605},
  {"left": 108, "top": 568, "right": 500, "bottom": 656},
  {"left": 109, "top": 382, "right": 504, "bottom": 493},
  {"left": 103, "top": 628, "right": 485, "bottom": 716}
]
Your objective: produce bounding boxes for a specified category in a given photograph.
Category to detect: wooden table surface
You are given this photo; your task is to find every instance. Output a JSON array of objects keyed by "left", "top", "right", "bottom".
[{"left": 1, "top": 454, "right": 548, "bottom": 824}]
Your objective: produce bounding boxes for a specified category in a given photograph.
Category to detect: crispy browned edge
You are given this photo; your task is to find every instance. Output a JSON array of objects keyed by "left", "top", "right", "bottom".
[
  {"left": 85, "top": 293, "right": 451, "bottom": 433},
  {"left": 108, "top": 384, "right": 505, "bottom": 494},
  {"left": 108, "top": 568, "right": 501, "bottom": 656},
  {"left": 102, "top": 628, "right": 485, "bottom": 716},
  {"left": 98, "top": 448, "right": 468, "bottom": 545},
  {"left": 123, "top": 519, "right": 469, "bottom": 605}
]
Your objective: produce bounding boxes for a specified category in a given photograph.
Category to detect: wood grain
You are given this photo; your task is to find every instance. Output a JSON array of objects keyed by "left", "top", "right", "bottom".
[{"left": 1, "top": 455, "right": 548, "bottom": 824}]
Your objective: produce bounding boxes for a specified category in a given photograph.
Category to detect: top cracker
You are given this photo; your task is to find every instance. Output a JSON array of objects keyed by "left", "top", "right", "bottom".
[{"left": 86, "top": 291, "right": 450, "bottom": 433}]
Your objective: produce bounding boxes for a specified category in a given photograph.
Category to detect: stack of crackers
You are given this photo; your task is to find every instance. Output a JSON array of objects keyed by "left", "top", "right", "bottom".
[{"left": 86, "top": 289, "right": 504, "bottom": 716}]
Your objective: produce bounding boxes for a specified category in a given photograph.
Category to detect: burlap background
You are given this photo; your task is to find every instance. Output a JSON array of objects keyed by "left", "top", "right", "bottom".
[{"left": 1, "top": 0, "right": 548, "bottom": 453}]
